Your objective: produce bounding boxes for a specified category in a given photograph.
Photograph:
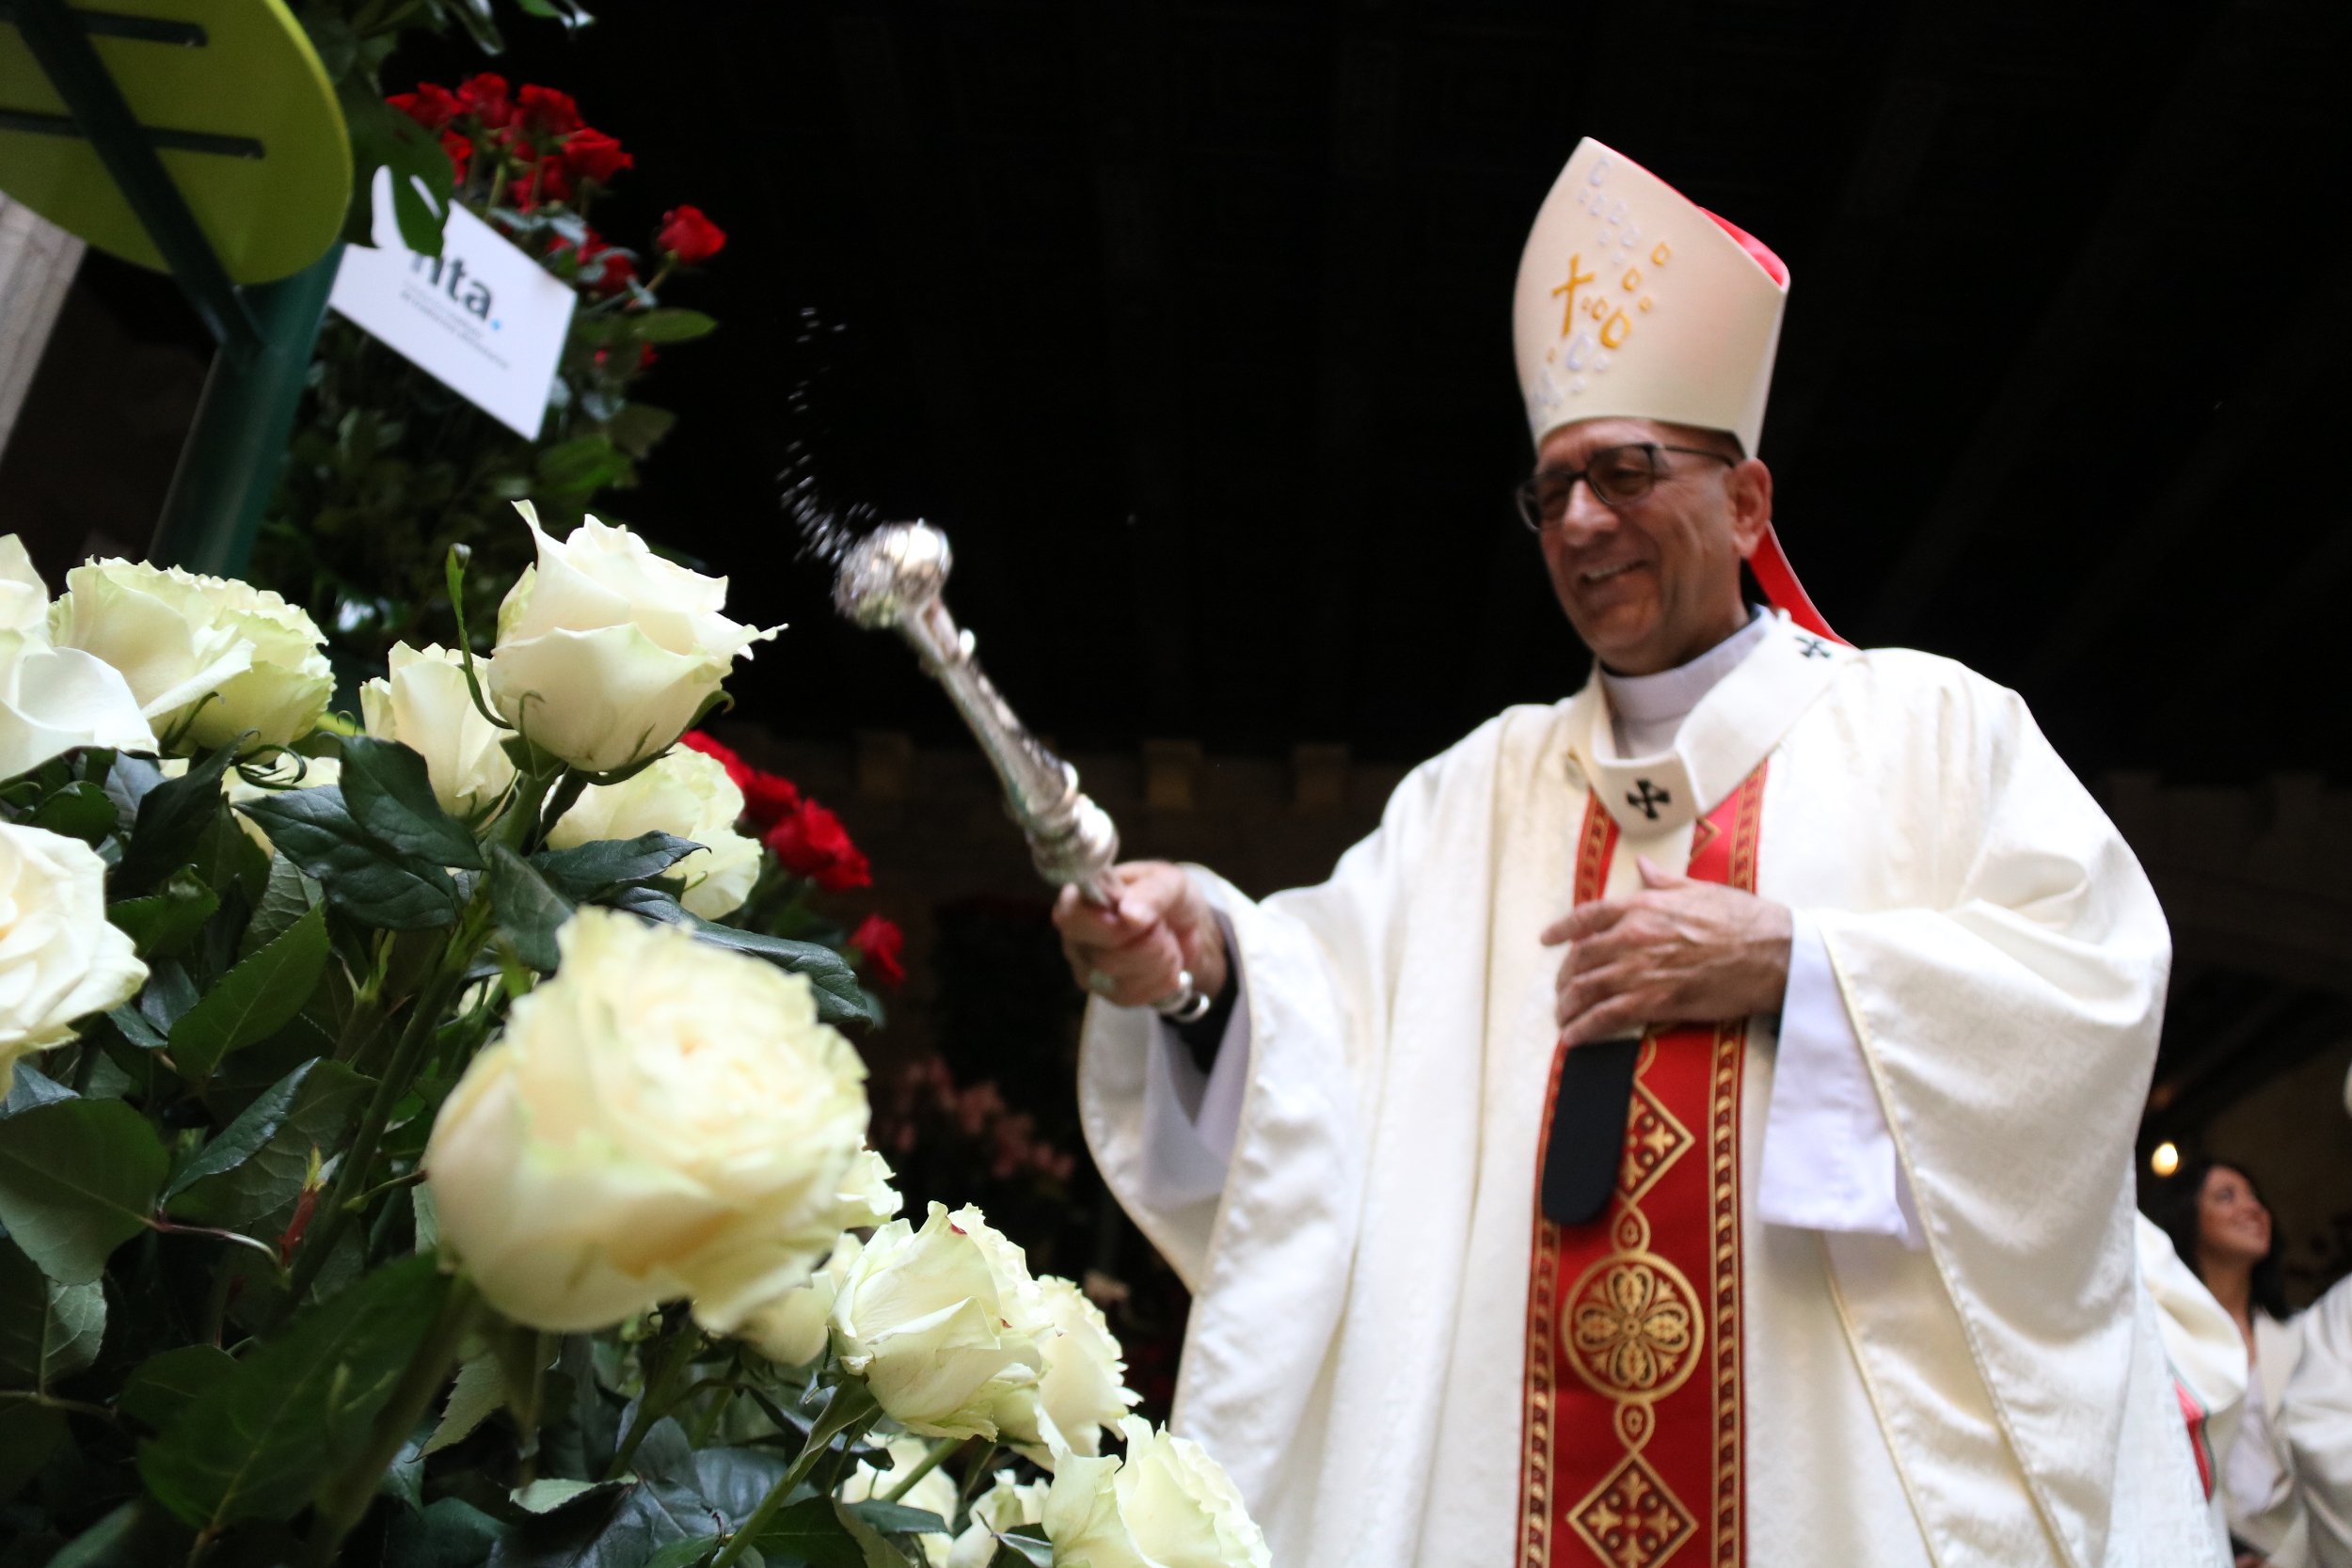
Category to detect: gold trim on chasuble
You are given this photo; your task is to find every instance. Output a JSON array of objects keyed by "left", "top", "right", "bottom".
[{"left": 1518, "top": 766, "right": 1767, "bottom": 1568}]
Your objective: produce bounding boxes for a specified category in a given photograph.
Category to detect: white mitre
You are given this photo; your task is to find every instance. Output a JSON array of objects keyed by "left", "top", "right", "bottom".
[
  {"left": 1513, "top": 137, "right": 1789, "bottom": 456},
  {"left": 1512, "top": 137, "right": 1844, "bottom": 640}
]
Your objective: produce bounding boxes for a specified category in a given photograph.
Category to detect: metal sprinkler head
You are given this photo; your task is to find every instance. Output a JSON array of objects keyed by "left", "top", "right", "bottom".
[{"left": 833, "top": 520, "right": 952, "bottom": 630}]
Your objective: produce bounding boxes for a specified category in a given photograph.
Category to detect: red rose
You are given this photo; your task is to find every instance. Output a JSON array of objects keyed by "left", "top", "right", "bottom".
[
  {"left": 679, "top": 730, "right": 753, "bottom": 792},
  {"left": 532, "top": 157, "right": 574, "bottom": 207},
  {"left": 586, "top": 248, "right": 636, "bottom": 298},
  {"left": 517, "top": 85, "right": 583, "bottom": 137},
  {"left": 563, "top": 128, "right": 632, "bottom": 185},
  {"left": 739, "top": 770, "right": 800, "bottom": 831},
  {"left": 765, "top": 797, "right": 869, "bottom": 891},
  {"left": 454, "top": 73, "right": 514, "bottom": 129},
  {"left": 655, "top": 205, "right": 726, "bottom": 265},
  {"left": 439, "top": 129, "right": 473, "bottom": 183},
  {"left": 389, "top": 83, "right": 464, "bottom": 131},
  {"left": 850, "top": 914, "right": 906, "bottom": 988}
]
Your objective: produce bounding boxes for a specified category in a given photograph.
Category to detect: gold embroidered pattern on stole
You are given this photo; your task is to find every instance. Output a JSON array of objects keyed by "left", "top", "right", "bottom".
[{"left": 1561, "top": 1076, "right": 1702, "bottom": 1568}]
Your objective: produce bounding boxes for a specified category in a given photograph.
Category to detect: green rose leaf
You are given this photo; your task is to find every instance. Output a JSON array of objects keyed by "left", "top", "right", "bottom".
[
  {"left": 116, "top": 743, "right": 239, "bottom": 897},
  {"left": 117, "top": 1343, "right": 238, "bottom": 1433},
  {"left": 165, "top": 1056, "right": 369, "bottom": 1227},
  {"left": 534, "top": 435, "right": 630, "bottom": 496},
  {"left": 1, "top": 1063, "right": 73, "bottom": 1116},
  {"left": 529, "top": 832, "right": 699, "bottom": 902},
  {"left": 239, "top": 787, "right": 464, "bottom": 930},
  {"left": 610, "top": 888, "right": 880, "bottom": 1026},
  {"left": 604, "top": 404, "right": 676, "bottom": 461},
  {"left": 639, "top": 1536, "right": 721, "bottom": 1568},
  {"left": 240, "top": 852, "right": 318, "bottom": 960},
  {"left": 630, "top": 309, "right": 718, "bottom": 344},
  {"left": 0, "top": 1096, "right": 166, "bottom": 1283},
  {"left": 844, "top": 1501, "right": 948, "bottom": 1537},
  {"left": 751, "top": 1497, "right": 874, "bottom": 1568},
  {"left": 383, "top": 1497, "right": 512, "bottom": 1568},
  {"left": 337, "top": 736, "right": 485, "bottom": 871},
  {"left": 487, "top": 847, "right": 574, "bottom": 973},
  {"left": 29, "top": 780, "right": 118, "bottom": 845},
  {"left": 167, "top": 905, "right": 332, "bottom": 1082},
  {"left": 423, "top": 1354, "right": 507, "bottom": 1456},
  {"left": 992, "top": 1534, "right": 1055, "bottom": 1567},
  {"left": 0, "top": 1237, "right": 105, "bottom": 1386},
  {"left": 137, "top": 1255, "right": 449, "bottom": 1529},
  {"left": 108, "top": 866, "right": 220, "bottom": 958}
]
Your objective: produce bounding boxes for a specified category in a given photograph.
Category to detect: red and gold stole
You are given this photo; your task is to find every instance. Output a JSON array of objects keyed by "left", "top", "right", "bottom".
[{"left": 1518, "top": 764, "right": 1768, "bottom": 1568}]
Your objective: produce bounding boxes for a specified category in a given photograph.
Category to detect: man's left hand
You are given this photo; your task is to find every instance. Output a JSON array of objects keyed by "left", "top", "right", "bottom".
[{"left": 1540, "top": 856, "right": 1793, "bottom": 1047}]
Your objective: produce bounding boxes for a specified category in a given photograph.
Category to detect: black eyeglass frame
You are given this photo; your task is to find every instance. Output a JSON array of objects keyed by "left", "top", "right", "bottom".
[{"left": 1512, "top": 443, "right": 1739, "bottom": 531}]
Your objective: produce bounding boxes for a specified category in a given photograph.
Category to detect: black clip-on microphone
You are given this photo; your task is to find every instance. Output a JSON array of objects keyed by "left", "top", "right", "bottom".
[{"left": 1540, "top": 1035, "right": 1643, "bottom": 1227}]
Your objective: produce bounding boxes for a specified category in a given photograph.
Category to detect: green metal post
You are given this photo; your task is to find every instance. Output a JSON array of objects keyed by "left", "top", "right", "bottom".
[{"left": 148, "top": 245, "right": 341, "bottom": 576}]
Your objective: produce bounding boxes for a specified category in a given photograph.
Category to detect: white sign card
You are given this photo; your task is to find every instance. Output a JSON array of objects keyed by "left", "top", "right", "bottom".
[{"left": 327, "top": 168, "right": 578, "bottom": 439}]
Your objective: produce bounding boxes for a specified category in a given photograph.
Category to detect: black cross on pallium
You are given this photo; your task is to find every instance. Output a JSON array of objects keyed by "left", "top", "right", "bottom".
[
  {"left": 1796, "top": 635, "right": 1831, "bottom": 659},
  {"left": 1627, "top": 779, "right": 1671, "bottom": 820}
]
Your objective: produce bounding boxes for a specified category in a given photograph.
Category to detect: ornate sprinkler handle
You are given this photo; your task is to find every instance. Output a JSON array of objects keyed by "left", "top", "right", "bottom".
[{"left": 834, "top": 522, "right": 1208, "bottom": 1022}]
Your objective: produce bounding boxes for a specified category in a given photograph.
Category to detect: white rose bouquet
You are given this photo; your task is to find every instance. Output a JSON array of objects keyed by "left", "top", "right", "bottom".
[{"left": 0, "top": 515, "right": 1266, "bottom": 1568}]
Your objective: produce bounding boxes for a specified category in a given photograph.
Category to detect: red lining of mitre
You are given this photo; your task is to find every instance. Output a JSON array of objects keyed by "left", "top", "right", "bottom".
[
  {"left": 1702, "top": 208, "right": 1788, "bottom": 286},
  {"left": 1699, "top": 207, "right": 1843, "bottom": 642}
]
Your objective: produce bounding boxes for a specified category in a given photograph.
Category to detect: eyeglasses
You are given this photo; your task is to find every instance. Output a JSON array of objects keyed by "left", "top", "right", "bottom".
[{"left": 1513, "top": 443, "right": 1738, "bottom": 531}]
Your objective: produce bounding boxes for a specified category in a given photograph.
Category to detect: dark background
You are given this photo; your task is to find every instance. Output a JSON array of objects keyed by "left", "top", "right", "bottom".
[{"left": 401, "top": 0, "right": 2349, "bottom": 782}]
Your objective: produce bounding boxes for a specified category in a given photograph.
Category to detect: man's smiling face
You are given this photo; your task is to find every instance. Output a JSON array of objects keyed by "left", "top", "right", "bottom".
[{"left": 1532, "top": 417, "right": 1771, "bottom": 675}]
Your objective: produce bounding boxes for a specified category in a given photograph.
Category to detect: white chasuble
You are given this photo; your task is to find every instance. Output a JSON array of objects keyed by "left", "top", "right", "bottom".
[{"left": 1077, "top": 611, "right": 2218, "bottom": 1568}]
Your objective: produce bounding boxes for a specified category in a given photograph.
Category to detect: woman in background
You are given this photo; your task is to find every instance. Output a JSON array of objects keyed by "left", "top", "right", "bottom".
[{"left": 2155, "top": 1159, "right": 2352, "bottom": 1568}]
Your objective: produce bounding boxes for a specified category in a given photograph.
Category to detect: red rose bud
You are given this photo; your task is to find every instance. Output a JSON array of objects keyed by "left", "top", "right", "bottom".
[
  {"left": 679, "top": 730, "right": 754, "bottom": 791},
  {"left": 656, "top": 205, "right": 726, "bottom": 264},
  {"left": 440, "top": 129, "right": 473, "bottom": 183},
  {"left": 765, "top": 798, "right": 870, "bottom": 891},
  {"left": 739, "top": 770, "right": 801, "bottom": 831},
  {"left": 850, "top": 914, "right": 906, "bottom": 988},
  {"left": 563, "top": 127, "right": 633, "bottom": 184},
  {"left": 455, "top": 72, "right": 515, "bottom": 129},
  {"left": 389, "top": 83, "right": 464, "bottom": 131},
  {"left": 517, "top": 84, "right": 583, "bottom": 137}
]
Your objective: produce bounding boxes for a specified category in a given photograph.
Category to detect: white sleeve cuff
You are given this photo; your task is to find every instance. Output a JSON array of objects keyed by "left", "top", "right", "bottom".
[
  {"left": 1757, "top": 911, "right": 1922, "bottom": 1249},
  {"left": 1133, "top": 928, "right": 1249, "bottom": 1209}
]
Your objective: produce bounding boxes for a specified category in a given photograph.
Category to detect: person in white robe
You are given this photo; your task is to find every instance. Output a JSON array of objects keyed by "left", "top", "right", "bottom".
[
  {"left": 2152, "top": 1157, "right": 2352, "bottom": 1567},
  {"left": 1057, "top": 138, "right": 2219, "bottom": 1568}
]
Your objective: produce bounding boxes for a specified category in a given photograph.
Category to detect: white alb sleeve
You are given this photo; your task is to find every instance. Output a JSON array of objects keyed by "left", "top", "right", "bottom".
[
  {"left": 1131, "top": 964, "right": 1251, "bottom": 1211},
  {"left": 1757, "top": 911, "right": 1922, "bottom": 1248}
]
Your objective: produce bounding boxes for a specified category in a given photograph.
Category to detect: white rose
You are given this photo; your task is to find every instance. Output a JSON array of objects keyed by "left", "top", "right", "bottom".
[
  {"left": 740, "top": 1231, "right": 859, "bottom": 1367},
  {"left": 1028, "top": 1276, "right": 1139, "bottom": 1460},
  {"left": 0, "top": 540, "right": 157, "bottom": 776},
  {"left": 1, "top": 630, "right": 158, "bottom": 779},
  {"left": 48, "top": 559, "right": 330, "bottom": 751},
  {"left": 423, "top": 907, "right": 868, "bottom": 1332},
  {"left": 839, "top": 1434, "right": 960, "bottom": 1568},
  {"left": 735, "top": 1150, "right": 900, "bottom": 1365},
  {"left": 830, "top": 1202, "right": 1045, "bottom": 1439},
  {"left": 359, "top": 642, "right": 517, "bottom": 820},
  {"left": 547, "top": 745, "right": 759, "bottom": 918},
  {"left": 485, "top": 504, "right": 777, "bottom": 774},
  {"left": 948, "top": 1471, "right": 1050, "bottom": 1568},
  {"left": 0, "top": 821, "right": 149, "bottom": 1094},
  {"left": 1042, "top": 1418, "right": 1270, "bottom": 1568},
  {"left": 1, "top": 535, "right": 51, "bottom": 635}
]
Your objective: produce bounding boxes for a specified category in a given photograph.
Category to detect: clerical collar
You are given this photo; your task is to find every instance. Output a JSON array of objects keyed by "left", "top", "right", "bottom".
[{"left": 1599, "top": 607, "right": 1771, "bottom": 736}]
